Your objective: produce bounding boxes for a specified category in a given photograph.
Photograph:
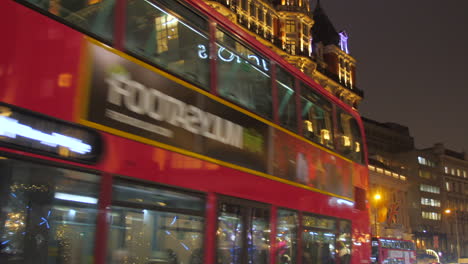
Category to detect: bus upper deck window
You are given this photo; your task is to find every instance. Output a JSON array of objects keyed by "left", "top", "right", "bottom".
[
  {"left": 125, "top": 0, "right": 210, "bottom": 89},
  {"left": 216, "top": 29, "right": 272, "bottom": 119},
  {"left": 336, "top": 110, "right": 363, "bottom": 163},
  {"left": 276, "top": 66, "right": 297, "bottom": 132},
  {"left": 300, "top": 84, "right": 334, "bottom": 149}
]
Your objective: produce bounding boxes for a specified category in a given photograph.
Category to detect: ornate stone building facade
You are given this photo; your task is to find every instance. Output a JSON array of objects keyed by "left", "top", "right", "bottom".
[{"left": 203, "top": 0, "right": 364, "bottom": 108}]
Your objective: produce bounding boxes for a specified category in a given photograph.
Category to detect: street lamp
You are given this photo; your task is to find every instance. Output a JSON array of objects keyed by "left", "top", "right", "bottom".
[
  {"left": 444, "top": 209, "right": 460, "bottom": 262},
  {"left": 374, "top": 193, "right": 381, "bottom": 236}
]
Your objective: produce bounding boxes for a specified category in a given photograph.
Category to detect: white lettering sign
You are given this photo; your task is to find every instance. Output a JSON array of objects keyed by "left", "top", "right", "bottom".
[
  {"left": 106, "top": 74, "right": 244, "bottom": 149},
  {"left": 197, "top": 44, "right": 269, "bottom": 72}
]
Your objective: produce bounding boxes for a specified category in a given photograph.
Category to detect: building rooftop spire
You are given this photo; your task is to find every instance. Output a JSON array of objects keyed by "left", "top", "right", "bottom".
[{"left": 311, "top": 1, "right": 340, "bottom": 46}]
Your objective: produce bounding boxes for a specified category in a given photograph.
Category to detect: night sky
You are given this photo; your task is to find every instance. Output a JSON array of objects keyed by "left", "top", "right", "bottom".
[{"left": 321, "top": 0, "right": 468, "bottom": 152}]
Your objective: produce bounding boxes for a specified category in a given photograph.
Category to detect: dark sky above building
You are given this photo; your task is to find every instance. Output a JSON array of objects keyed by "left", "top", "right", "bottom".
[{"left": 321, "top": 0, "right": 468, "bottom": 152}]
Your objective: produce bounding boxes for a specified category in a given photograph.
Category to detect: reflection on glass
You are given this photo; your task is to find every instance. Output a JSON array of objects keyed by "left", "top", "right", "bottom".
[
  {"left": 302, "top": 231, "right": 336, "bottom": 264},
  {"left": 216, "top": 29, "right": 272, "bottom": 119},
  {"left": 125, "top": 0, "right": 210, "bottom": 89},
  {"left": 336, "top": 110, "right": 363, "bottom": 162},
  {"left": 108, "top": 180, "right": 205, "bottom": 264},
  {"left": 337, "top": 219, "right": 351, "bottom": 263},
  {"left": 108, "top": 208, "right": 204, "bottom": 264},
  {"left": 277, "top": 67, "right": 297, "bottom": 131},
  {"left": 0, "top": 158, "right": 99, "bottom": 264},
  {"left": 248, "top": 208, "right": 269, "bottom": 264},
  {"left": 276, "top": 210, "right": 297, "bottom": 264},
  {"left": 302, "top": 216, "right": 336, "bottom": 264},
  {"left": 112, "top": 180, "right": 205, "bottom": 212},
  {"left": 300, "top": 83, "right": 333, "bottom": 149},
  {"left": 217, "top": 203, "right": 243, "bottom": 264}
]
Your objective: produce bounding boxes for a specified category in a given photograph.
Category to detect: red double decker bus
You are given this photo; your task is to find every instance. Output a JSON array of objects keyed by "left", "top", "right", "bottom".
[
  {"left": 371, "top": 238, "right": 416, "bottom": 264},
  {"left": 0, "top": 0, "right": 370, "bottom": 263}
]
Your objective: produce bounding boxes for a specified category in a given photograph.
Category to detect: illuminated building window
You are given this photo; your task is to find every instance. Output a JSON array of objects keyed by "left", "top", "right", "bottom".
[
  {"left": 376, "top": 168, "right": 383, "bottom": 174},
  {"left": 420, "top": 184, "right": 440, "bottom": 194},
  {"left": 285, "top": 20, "right": 296, "bottom": 33},
  {"left": 338, "top": 58, "right": 352, "bottom": 88},
  {"left": 446, "top": 181, "right": 451, "bottom": 191},
  {"left": 418, "top": 169, "right": 431, "bottom": 179},
  {"left": 451, "top": 168, "right": 455, "bottom": 175},
  {"left": 457, "top": 169, "right": 461, "bottom": 177},
  {"left": 422, "top": 211, "right": 441, "bottom": 220},
  {"left": 464, "top": 170, "right": 467, "bottom": 178},
  {"left": 418, "top": 156, "right": 423, "bottom": 164},
  {"left": 444, "top": 166, "right": 449, "bottom": 174},
  {"left": 286, "top": 40, "right": 296, "bottom": 55},
  {"left": 302, "top": 23, "right": 308, "bottom": 35},
  {"left": 418, "top": 156, "right": 435, "bottom": 167},
  {"left": 155, "top": 14, "right": 179, "bottom": 53},
  {"left": 400, "top": 175, "right": 407, "bottom": 181},
  {"left": 421, "top": 198, "right": 440, "bottom": 207},
  {"left": 368, "top": 165, "right": 375, "bottom": 171}
]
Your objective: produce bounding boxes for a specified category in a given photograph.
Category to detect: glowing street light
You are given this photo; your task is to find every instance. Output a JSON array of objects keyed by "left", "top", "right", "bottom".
[{"left": 374, "top": 194, "right": 382, "bottom": 201}]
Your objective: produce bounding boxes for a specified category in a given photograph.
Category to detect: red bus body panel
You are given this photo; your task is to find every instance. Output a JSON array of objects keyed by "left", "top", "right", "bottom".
[{"left": 0, "top": 1, "right": 371, "bottom": 264}]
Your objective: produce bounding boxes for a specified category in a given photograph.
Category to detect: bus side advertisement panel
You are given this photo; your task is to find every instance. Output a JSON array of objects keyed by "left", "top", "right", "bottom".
[
  {"left": 81, "top": 41, "right": 269, "bottom": 173},
  {"left": 80, "top": 40, "right": 357, "bottom": 200}
]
